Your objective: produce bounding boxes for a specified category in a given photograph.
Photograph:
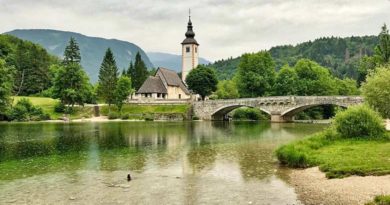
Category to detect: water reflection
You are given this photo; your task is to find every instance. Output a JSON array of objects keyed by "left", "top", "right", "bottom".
[{"left": 0, "top": 121, "right": 327, "bottom": 182}]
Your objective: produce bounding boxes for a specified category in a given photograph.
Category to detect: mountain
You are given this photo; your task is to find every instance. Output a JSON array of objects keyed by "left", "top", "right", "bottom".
[
  {"left": 147, "top": 52, "right": 211, "bottom": 73},
  {"left": 209, "top": 36, "right": 378, "bottom": 80},
  {"left": 5, "top": 29, "right": 154, "bottom": 82}
]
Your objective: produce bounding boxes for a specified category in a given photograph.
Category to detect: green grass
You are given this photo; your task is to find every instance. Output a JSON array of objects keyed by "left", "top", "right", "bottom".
[
  {"left": 276, "top": 131, "right": 390, "bottom": 178},
  {"left": 11, "top": 96, "right": 94, "bottom": 120},
  {"left": 366, "top": 195, "right": 390, "bottom": 205},
  {"left": 100, "top": 104, "right": 190, "bottom": 115}
]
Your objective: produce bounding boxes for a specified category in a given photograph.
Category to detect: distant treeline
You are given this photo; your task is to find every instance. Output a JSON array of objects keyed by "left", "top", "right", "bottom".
[{"left": 209, "top": 36, "right": 378, "bottom": 80}]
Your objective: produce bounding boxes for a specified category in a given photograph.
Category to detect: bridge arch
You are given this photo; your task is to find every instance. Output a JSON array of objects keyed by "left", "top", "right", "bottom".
[
  {"left": 281, "top": 103, "right": 349, "bottom": 118},
  {"left": 211, "top": 104, "right": 271, "bottom": 120}
]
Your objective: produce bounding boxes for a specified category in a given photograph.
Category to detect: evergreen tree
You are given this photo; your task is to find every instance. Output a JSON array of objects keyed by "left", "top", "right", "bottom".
[
  {"left": 126, "top": 61, "right": 135, "bottom": 79},
  {"left": 133, "top": 52, "right": 148, "bottom": 90},
  {"left": 97, "top": 48, "right": 119, "bottom": 106},
  {"left": 63, "top": 37, "right": 81, "bottom": 65}
]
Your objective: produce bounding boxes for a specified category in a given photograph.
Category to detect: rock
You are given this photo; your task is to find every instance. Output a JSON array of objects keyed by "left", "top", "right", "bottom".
[
  {"left": 69, "top": 196, "right": 76, "bottom": 200},
  {"left": 119, "top": 184, "right": 130, "bottom": 188}
]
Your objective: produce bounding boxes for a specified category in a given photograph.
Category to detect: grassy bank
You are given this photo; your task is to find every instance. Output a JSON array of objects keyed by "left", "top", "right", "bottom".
[
  {"left": 11, "top": 96, "right": 94, "bottom": 120},
  {"left": 366, "top": 195, "right": 390, "bottom": 205},
  {"left": 100, "top": 104, "right": 190, "bottom": 120},
  {"left": 276, "top": 131, "right": 390, "bottom": 178},
  {"left": 276, "top": 105, "right": 390, "bottom": 178}
]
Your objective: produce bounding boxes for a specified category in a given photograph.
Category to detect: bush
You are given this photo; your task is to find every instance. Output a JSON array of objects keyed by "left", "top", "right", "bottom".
[
  {"left": 232, "top": 107, "right": 268, "bottom": 121},
  {"left": 108, "top": 112, "right": 119, "bottom": 120},
  {"left": 333, "top": 105, "right": 385, "bottom": 139},
  {"left": 9, "top": 98, "right": 50, "bottom": 121},
  {"left": 54, "top": 102, "right": 66, "bottom": 113},
  {"left": 121, "top": 113, "right": 129, "bottom": 120},
  {"left": 192, "top": 116, "right": 200, "bottom": 120},
  {"left": 144, "top": 113, "right": 154, "bottom": 121}
]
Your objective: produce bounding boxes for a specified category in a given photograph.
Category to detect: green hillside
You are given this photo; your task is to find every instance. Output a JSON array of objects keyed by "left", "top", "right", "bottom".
[
  {"left": 209, "top": 36, "right": 378, "bottom": 80},
  {"left": 5, "top": 29, "right": 154, "bottom": 82}
]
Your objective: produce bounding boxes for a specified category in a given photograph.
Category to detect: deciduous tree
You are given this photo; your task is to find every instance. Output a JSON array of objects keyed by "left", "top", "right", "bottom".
[
  {"left": 236, "top": 51, "right": 276, "bottom": 97},
  {"left": 114, "top": 76, "right": 133, "bottom": 111},
  {"left": 0, "top": 59, "right": 14, "bottom": 117},
  {"left": 186, "top": 65, "right": 218, "bottom": 100},
  {"left": 361, "top": 66, "right": 390, "bottom": 118}
]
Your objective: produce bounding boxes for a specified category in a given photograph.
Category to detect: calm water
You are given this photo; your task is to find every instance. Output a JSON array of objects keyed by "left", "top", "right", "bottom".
[{"left": 0, "top": 121, "right": 326, "bottom": 204}]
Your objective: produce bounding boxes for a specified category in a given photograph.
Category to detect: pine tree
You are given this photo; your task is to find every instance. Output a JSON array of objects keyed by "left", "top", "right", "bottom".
[
  {"left": 63, "top": 37, "right": 81, "bottom": 65},
  {"left": 97, "top": 48, "right": 119, "bottom": 106},
  {"left": 133, "top": 52, "right": 148, "bottom": 90},
  {"left": 126, "top": 61, "right": 135, "bottom": 80}
]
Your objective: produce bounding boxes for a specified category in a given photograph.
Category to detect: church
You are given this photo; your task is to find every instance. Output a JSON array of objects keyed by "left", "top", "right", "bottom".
[{"left": 133, "top": 14, "right": 199, "bottom": 101}]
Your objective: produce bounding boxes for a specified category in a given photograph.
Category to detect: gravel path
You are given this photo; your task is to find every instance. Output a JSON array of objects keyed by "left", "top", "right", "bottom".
[{"left": 290, "top": 167, "right": 390, "bottom": 205}]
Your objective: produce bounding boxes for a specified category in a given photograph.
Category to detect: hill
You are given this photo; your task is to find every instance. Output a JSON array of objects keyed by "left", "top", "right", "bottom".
[
  {"left": 147, "top": 52, "right": 211, "bottom": 73},
  {"left": 5, "top": 29, "right": 154, "bottom": 82},
  {"left": 209, "top": 36, "right": 378, "bottom": 80}
]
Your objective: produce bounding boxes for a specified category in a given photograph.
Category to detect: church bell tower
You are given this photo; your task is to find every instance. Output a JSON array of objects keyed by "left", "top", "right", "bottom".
[{"left": 181, "top": 11, "right": 199, "bottom": 82}]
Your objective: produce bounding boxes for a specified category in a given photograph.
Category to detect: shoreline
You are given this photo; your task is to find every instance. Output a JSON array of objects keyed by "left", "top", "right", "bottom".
[{"left": 289, "top": 167, "right": 390, "bottom": 205}]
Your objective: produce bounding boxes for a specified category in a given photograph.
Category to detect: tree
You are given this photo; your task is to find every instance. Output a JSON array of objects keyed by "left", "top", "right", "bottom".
[
  {"left": 52, "top": 63, "right": 90, "bottom": 108},
  {"left": 97, "top": 48, "right": 119, "bottom": 106},
  {"left": 376, "top": 24, "right": 390, "bottom": 64},
  {"left": 0, "top": 59, "right": 14, "bottom": 118},
  {"left": 126, "top": 61, "right": 134, "bottom": 79},
  {"left": 214, "top": 80, "right": 239, "bottom": 99},
  {"left": 63, "top": 37, "right": 81, "bottom": 65},
  {"left": 186, "top": 65, "right": 218, "bottom": 100},
  {"left": 114, "top": 76, "right": 133, "bottom": 111},
  {"left": 236, "top": 51, "right": 276, "bottom": 97},
  {"left": 133, "top": 52, "right": 149, "bottom": 90},
  {"left": 336, "top": 78, "right": 359, "bottom": 95},
  {"left": 294, "top": 59, "right": 338, "bottom": 96},
  {"left": 273, "top": 65, "right": 298, "bottom": 96},
  {"left": 361, "top": 66, "right": 390, "bottom": 118},
  {"left": 358, "top": 24, "right": 390, "bottom": 84}
]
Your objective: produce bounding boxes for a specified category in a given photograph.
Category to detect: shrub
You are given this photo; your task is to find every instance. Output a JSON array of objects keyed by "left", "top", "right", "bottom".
[
  {"left": 108, "top": 112, "right": 119, "bottom": 120},
  {"left": 192, "top": 116, "right": 200, "bottom": 120},
  {"left": 144, "top": 113, "right": 154, "bottom": 121},
  {"left": 366, "top": 195, "right": 390, "bottom": 205},
  {"left": 54, "top": 102, "right": 66, "bottom": 113},
  {"left": 121, "top": 113, "right": 129, "bottom": 120},
  {"left": 9, "top": 98, "right": 50, "bottom": 121},
  {"left": 333, "top": 105, "right": 385, "bottom": 139}
]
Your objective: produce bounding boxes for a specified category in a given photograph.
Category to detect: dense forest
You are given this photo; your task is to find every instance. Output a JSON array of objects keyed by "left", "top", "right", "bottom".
[
  {"left": 209, "top": 36, "right": 378, "bottom": 80},
  {"left": 0, "top": 34, "right": 59, "bottom": 95}
]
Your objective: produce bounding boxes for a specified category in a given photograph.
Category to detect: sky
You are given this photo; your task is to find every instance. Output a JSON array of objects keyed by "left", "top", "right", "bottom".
[{"left": 1, "top": 0, "right": 390, "bottom": 61}]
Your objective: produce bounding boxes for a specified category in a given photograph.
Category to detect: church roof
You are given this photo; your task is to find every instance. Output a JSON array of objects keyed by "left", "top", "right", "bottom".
[
  {"left": 157, "top": 67, "right": 190, "bottom": 95},
  {"left": 136, "top": 76, "right": 167, "bottom": 94}
]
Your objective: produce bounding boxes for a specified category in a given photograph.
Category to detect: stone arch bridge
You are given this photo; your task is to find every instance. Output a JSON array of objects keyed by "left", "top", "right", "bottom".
[{"left": 193, "top": 96, "right": 363, "bottom": 122}]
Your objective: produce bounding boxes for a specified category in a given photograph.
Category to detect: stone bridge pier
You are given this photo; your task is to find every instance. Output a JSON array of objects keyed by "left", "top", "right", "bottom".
[{"left": 192, "top": 96, "right": 363, "bottom": 122}]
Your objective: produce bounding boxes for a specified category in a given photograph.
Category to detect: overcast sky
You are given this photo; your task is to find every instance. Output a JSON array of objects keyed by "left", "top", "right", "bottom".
[{"left": 1, "top": 0, "right": 389, "bottom": 61}]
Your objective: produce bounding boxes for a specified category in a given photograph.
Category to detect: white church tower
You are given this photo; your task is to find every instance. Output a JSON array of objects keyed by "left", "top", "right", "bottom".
[{"left": 181, "top": 12, "right": 199, "bottom": 82}]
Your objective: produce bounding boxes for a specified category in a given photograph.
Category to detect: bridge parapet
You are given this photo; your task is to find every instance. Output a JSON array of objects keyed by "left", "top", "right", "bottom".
[{"left": 192, "top": 96, "right": 363, "bottom": 122}]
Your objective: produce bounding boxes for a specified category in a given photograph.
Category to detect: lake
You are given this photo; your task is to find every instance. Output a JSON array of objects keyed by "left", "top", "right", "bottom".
[{"left": 0, "top": 121, "right": 327, "bottom": 204}]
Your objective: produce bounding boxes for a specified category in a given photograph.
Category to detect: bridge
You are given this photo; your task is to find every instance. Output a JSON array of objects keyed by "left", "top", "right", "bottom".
[{"left": 192, "top": 96, "right": 363, "bottom": 122}]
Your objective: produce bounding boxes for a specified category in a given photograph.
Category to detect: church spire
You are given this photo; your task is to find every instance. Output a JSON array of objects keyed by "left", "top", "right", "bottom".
[{"left": 182, "top": 9, "right": 198, "bottom": 45}]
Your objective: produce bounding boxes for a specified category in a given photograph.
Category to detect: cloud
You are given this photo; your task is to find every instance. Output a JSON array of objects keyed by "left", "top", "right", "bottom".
[{"left": 0, "top": 0, "right": 389, "bottom": 61}]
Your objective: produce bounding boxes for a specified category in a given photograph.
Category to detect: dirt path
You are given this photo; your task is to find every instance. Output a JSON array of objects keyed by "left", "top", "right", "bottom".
[{"left": 290, "top": 167, "right": 390, "bottom": 205}]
